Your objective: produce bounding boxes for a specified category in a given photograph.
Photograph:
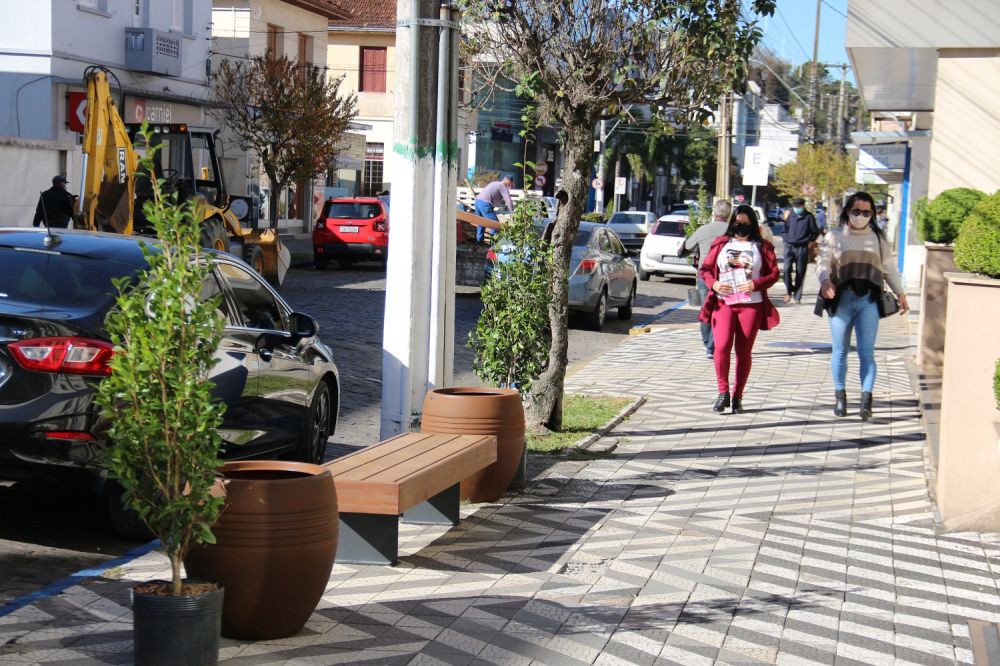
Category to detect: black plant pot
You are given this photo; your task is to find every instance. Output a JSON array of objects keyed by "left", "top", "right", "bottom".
[{"left": 132, "top": 580, "right": 224, "bottom": 666}]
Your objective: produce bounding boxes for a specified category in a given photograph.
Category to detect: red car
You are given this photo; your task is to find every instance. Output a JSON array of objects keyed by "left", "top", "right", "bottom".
[{"left": 312, "top": 197, "right": 389, "bottom": 270}]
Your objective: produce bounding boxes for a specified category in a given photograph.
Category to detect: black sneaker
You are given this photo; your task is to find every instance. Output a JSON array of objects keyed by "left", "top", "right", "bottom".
[
  {"left": 712, "top": 393, "right": 730, "bottom": 413},
  {"left": 731, "top": 397, "right": 744, "bottom": 414}
]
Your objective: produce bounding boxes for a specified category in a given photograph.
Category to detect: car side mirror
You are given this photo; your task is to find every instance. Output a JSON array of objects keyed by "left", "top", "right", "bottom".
[{"left": 289, "top": 312, "right": 318, "bottom": 339}]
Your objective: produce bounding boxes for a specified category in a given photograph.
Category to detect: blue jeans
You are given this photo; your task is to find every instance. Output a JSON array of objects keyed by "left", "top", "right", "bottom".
[
  {"left": 474, "top": 199, "right": 498, "bottom": 242},
  {"left": 696, "top": 275, "right": 713, "bottom": 354},
  {"left": 829, "top": 289, "right": 880, "bottom": 392}
]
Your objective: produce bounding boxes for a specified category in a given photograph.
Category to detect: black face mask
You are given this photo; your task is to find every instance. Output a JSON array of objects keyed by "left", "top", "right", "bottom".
[{"left": 732, "top": 224, "right": 752, "bottom": 237}]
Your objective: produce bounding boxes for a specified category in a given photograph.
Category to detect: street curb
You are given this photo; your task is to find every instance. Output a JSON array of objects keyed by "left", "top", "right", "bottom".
[
  {"left": 629, "top": 298, "right": 690, "bottom": 334},
  {"left": 575, "top": 396, "right": 646, "bottom": 453}
]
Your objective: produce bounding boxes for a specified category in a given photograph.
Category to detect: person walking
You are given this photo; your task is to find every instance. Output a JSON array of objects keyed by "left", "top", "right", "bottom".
[
  {"left": 815, "top": 203, "right": 827, "bottom": 235},
  {"left": 817, "top": 191, "right": 909, "bottom": 421},
  {"left": 782, "top": 197, "right": 819, "bottom": 304},
  {"left": 682, "top": 199, "right": 732, "bottom": 359},
  {"left": 474, "top": 175, "right": 515, "bottom": 243},
  {"left": 698, "top": 205, "right": 781, "bottom": 414},
  {"left": 33, "top": 175, "right": 76, "bottom": 228}
]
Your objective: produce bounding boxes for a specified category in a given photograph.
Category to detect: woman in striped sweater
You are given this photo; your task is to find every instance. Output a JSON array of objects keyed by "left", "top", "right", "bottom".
[{"left": 817, "top": 191, "right": 909, "bottom": 420}]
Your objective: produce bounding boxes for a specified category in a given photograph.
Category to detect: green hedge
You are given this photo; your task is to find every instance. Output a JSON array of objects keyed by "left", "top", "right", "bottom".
[
  {"left": 954, "top": 191, "right": 1000, "bottom": 278},
  {"left": 919, "top": 187, "right": 986, "bottom": 244},
  {"left": 995, "top": 358, "right": 1000, "bottom": 412}
]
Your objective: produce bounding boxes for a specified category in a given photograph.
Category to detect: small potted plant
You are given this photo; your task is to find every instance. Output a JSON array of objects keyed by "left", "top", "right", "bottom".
[
  {"left": 916, "top": 187, "right": 985, "bottom": 372},
  {"left": 96, "top": 126, "right": 227, "bottom": 666},
  {"left": 934, "top": 190, "right": 1000, "bottom": 531}
]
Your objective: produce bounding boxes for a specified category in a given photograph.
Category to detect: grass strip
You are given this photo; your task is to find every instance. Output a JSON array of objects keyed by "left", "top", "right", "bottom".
[{"left": 527, "top": 394, "right": 632, "bottom": 454}]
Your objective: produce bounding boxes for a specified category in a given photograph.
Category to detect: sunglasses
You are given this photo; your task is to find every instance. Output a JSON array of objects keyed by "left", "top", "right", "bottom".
[{"left": 849, "top": 209, "right": 873, "bottom": 218}]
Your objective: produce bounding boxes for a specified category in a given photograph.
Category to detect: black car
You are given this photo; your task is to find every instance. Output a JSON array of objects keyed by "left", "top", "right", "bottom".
[{"left": 0, "top": 228, "right": 340, "bottom": 536}]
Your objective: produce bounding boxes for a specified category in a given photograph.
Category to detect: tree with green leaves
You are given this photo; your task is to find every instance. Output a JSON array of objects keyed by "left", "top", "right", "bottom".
[
  {"left": 97, "top": 127, "right": 227, "bottom": 596},
  {"left": 774, "top": 143, "right": 855, "bottom": 205},
  {"left": 462, "top": 0, "right": 775, "bottom": 432},
  {"left": 211, "top": 55, "right": 357, "bottom": 226}
]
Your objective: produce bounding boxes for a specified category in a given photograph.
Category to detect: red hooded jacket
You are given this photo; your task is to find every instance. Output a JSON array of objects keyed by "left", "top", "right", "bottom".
[{"left": 697, "top": 235, "right": 781, "bottom": 331}]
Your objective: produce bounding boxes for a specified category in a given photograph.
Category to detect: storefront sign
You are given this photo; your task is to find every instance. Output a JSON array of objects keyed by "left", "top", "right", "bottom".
[
  {"left": 67, "top": 92, "right": 87, "bottom": 133},
  {"left": 124, "top": 96, "right": 202, "bottom": 125},
  {"left": 858, "top": 143, "right": 906, "bottom": 172}
]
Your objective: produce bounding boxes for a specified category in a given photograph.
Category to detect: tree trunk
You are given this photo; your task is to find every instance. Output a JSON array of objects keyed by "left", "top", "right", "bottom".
[
  {"left": 524, "top": 122, "right": 595, "bottom": 433},
  {"left": 264, "top": 162, "right": 285, "bottom": 231}
]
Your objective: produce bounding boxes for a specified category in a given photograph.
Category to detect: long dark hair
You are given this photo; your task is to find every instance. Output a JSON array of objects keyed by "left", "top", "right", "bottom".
[
  {"left": 725, "top": 204, "right": 763, "bottom": 242},
  {"left": 839, "top": 191, "right": 886, "bottom": 239}
]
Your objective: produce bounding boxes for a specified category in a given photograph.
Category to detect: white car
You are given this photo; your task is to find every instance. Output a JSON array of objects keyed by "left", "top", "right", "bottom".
[
  {"left": 638, "top": 218, "right": 697, "bottom": 280},
  {"left": 606, "top": 211, "right": 655, "bottom": 255}
]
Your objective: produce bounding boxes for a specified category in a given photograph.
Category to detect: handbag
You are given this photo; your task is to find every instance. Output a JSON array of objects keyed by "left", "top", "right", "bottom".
[{"left": 874, "top": 234, "right": 900, "bottom": 318}]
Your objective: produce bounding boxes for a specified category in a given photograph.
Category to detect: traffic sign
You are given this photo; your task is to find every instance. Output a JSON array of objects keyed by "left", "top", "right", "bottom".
[
  {"left": 534, "top": 174, "right": 546, "bottom": 188},
  {"left": 802, "top": 183, "right": 817, "bottom": 197},
  {"left": 614, "top": 177, "right": 627, "bottom": 195},
  {"left": 741, "top": 146, "right": 769, "bottom": 186},
  {"left": 535, "top": 162, "right": 548, "bottom": 175},
  {"left": 591, "top": 178, "right": 604, "bottom": 190}
]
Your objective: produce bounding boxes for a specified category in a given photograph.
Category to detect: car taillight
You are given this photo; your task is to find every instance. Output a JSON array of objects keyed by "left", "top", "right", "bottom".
[
  {"left": 9, "top": 337, "right": 114, "bottom": 376},
  {"left": 576, "top": 258, "right": 598, "bottom": 275},
  {"left": 486, "top": 249, "right": 498, "bottom": 262},
  {"left": 40, "top": 431, "right": 96, "bottom": 441},
  {"left": 373, "top": 218, "right": 387, "bottom": 232},
  {"left": 316, "top": 219, "right": 326, "bottom": 230}
]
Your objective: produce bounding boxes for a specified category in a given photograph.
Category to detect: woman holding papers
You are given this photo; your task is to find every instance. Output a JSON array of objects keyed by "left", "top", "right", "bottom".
[{"left": 698, "top": 205, "right": 781, "bottom": 413}]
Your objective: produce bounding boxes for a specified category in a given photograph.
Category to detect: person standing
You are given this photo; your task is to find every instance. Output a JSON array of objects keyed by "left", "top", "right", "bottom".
[
  {"left": 818, "top": 191, "right": 909, "bottom": 421},
  {"left": 698, "top": 205, "right": 781, "bottom": 414},
  {"left": 474, "top": 175, "right": 515, "bottom": 243},
  {"left": 815, "top": 203, "right": 827, "bottom": 235},
  {"left": 33, "top": 175, "right": 76, "bottom": 228},
  {"left": 782, "top": 197, "right": 819, "bottom": 304},
  {"left": 682, "top": 199, "right": 732, "bottom": 359}
]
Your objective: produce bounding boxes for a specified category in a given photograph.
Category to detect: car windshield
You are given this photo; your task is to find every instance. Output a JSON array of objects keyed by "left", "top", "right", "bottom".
[
  {"left": 573, "top": 228, "right": 593, "bottom": 246},
  {"left": 0, "top": 248, "right": 138, "bottom": 310},
  {"left": 608, "top": 213, "right": 645, "bottom": 225},
  {"left": 669, "top": 204, "right": 691, "bottom": 214},
  {"left": 654, "top": 221, "right": 688, "bottom": 236},
  {"left": 324, "top": 202, "right": 381, "bottom": 219}
]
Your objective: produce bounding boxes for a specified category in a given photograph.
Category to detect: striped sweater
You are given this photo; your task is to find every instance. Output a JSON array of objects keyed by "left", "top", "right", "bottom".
[{"left": 816, "top": 226, "right": 904, "bottom": 296}]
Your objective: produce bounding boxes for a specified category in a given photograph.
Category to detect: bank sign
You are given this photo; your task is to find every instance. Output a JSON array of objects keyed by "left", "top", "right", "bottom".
[{"left": 858, "top": 143, "right": 906, "bottom": 172}]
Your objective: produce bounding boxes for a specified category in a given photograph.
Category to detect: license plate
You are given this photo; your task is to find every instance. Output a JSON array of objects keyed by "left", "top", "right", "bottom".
[
  {"left": 662, "top": 256, "right": 686, "bottom": 264},
  {"left": 339, "top": 225, "right": 359, "bottom": 233}
]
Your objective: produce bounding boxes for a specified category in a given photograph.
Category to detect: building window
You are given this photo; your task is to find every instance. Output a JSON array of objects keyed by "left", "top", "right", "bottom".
[
  {"left": 363, "top": 143, "right": 384, "bottom": 196},
  {"left": 359, "top": 47, "right": 387, "bottom": 93},
  {"left": 297, "top": 33, "right": 311, "bottom": 65},
  {"left": 266, "top": 24, "right": 281, "bottom": 60},
  {"left": 77, "top": 0, "right": 110, "bottom": 14}
]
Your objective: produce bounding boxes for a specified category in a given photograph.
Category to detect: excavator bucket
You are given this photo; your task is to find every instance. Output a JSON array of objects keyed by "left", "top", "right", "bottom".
[{"left": 247, "top": 229, "right": 290, "bottom": 287}]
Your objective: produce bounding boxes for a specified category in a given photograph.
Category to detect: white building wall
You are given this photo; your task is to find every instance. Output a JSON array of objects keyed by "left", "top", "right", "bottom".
[{"left": 757, "top": 104, "right": 799, "bottom": 168}]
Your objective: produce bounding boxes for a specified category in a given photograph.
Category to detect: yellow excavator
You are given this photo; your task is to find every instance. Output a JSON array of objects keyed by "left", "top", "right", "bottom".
[{"left": 79, "top": 65, "right": 289, "bottom": 285}]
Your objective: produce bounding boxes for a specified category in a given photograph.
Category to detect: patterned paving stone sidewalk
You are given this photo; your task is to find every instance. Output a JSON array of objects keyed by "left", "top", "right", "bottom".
[{"left": 3, "top": 285, "right": 1000, "bottom": 665}]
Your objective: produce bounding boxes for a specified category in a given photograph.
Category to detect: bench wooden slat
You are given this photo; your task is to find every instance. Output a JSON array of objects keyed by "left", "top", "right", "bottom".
[
  {"left": 322, "top": 433, "right": 444, "bottom": 478},
  {"left": 325, "top": 433, "right": 466, "bottom": 481}
]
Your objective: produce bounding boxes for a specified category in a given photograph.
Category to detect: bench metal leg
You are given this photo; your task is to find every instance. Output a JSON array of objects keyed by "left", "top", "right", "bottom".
[
  {"left": 337, "top": 513, "right": 399, "bottom": 566},
  {"left": 509, "top": 445, "right": 527, "bottom": 490},
  {"left": 402, "top": 482, "right": 459, "bottom": 526}
]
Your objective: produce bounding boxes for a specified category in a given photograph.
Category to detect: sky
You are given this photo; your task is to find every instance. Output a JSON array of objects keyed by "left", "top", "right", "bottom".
[{"left": 756, "top": 0, "right": 855, "bottom": 84}]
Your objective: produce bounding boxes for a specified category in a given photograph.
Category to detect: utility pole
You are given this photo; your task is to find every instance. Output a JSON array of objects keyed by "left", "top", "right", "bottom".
[
  {"left": 595, "top": 119, "right": 607, "bottom": 213},
  {"left": 835, "top": 64, "right": 847, "bottom": 149},
  {"left": 825, "top": 93, "right": 835, "bottom": 142},
  {"left": 381, "top": 0, "right": 459, "bottom": 438},
  {"left": 715, "top": 92, "right": 731, "bottom": 199},
  {"left": 805, "top": 0, "right": 821, "bottom": 144}
]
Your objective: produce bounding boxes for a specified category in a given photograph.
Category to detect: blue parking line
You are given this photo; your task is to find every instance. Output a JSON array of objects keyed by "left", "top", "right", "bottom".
[
  {"left": 0, "top": 539, "right": 161, "bottom": 618},
  {"left": 633, "top": 298, "right": 689, "bottom": 330}
]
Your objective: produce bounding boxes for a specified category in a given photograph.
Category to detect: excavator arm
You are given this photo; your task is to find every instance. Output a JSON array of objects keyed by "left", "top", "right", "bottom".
[{"left": 80, "top": 66, "right": 138, "bottom": 234}]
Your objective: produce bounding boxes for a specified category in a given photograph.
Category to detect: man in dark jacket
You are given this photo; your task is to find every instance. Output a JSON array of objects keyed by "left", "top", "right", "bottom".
[
  {"left": 33, "top": 175, "right": 76, "bottom": 228},
  {"left": 782, "top": 197, "right": 819, "bottom": 304}
]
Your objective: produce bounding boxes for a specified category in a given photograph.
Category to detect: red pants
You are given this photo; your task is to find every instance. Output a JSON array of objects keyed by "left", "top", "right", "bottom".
[{"left": 712, "top": 302, "right": 763, "bottom": 398}]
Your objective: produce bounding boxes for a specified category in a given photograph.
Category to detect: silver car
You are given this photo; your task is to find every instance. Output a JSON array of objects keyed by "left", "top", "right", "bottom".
[{"left": 546, "top": 221, "right": 637, "bottom": 330}]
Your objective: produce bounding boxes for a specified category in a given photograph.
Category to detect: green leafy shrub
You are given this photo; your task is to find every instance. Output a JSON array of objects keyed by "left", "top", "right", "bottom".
[
  {"left": 581, "top": 212, "right": 605, "bottom": 223},
  {"left": 954, "top": 190, "right": 1000, "bottom": 278},
  {"left": 470, "top": 199, "right": 554, "bottom": 391},
  {"left": 96, "top": 126, "right": 226, "bottom": 596},
  {"left": 994, "top": 358, "right": 1000, "bottom": 412},
  {"left": 912, "top": 195, "right": 929, "bottom": 242},
  {"left": 919, "top": 187, "right": 986, "bottom": 244}
]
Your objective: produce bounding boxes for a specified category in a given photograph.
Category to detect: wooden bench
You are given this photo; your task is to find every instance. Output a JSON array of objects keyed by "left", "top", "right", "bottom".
[{"left": 322, "top": 432, "right": 497, "bottom": 565}]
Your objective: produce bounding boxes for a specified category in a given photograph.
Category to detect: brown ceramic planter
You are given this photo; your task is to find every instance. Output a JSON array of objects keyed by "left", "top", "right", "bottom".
[
  {"left": 184, "top": 461, "right": 338, "bottom": 640},
  {"left": 420, "top": 387, "right": 525, "bottom": 503}
]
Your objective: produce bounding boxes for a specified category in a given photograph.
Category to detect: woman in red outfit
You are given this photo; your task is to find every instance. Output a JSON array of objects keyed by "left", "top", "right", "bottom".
[{"left": 698, "top": 205, "right": 781, "bottom": 413}]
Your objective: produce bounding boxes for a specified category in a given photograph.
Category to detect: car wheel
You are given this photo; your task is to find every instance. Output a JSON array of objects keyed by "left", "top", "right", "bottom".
[
  {"left": 618, "top": 283, "right": 635, "bottom": 320},
  {"left": 313, "top": 257, "right": 329, "bottom": 271},
  {"left": 380, "top": 252, "right": 388, "bottom": 271},
  {"left": 106, "top": 481, "right": 155, "bottom": 541},
  {"left": 638, "top": 266, "right": 650, "bottom": 282},
  {"left": 200, "top": 217, "right": 230, "bottom": 253},
  {"left": 244, "top": 244, "right": 265, "bottom": 275},
  {"left": 585, "top": 289, "right": 607, "bottom": 331},
  {"left": 295, "top": 381, "right": 331, "bottom": 464}
]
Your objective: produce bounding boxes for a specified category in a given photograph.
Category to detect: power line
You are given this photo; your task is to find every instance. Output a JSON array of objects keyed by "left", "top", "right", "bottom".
[
  {"left": 820, "top": 0, "right": 847, "bottom": 18},
  {"left": 773, "top": 7, "right": 811, "bottom": 61}
]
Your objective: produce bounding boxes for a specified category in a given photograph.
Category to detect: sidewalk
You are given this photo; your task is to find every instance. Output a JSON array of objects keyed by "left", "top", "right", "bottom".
[{"left": 4, "top": 283, "right": 1000, "bottom": 665}]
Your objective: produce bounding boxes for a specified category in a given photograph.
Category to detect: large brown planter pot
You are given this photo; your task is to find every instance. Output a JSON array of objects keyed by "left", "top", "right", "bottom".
[
  {"left": 184, "top": 461, "right": 338, "bottom": 640},
  {"left": 935, "top": 273, "right": 1000, "bottom": 531},
  {"left": 420, "top": 388, "right": 525, "bottom": 503},
  {"left": 917, "top": 243, "right": 957, "bottom": 372}
]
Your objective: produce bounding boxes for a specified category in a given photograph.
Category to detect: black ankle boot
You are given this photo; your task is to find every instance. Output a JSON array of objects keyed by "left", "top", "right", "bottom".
[
  {"left": 859, "top": 392, "right": 873, "bottom": 421},
  {"left": 834, "top": 390, "right": 847, "bottom": 417},
  {"left": 713, "top": 393, "right": 730, "bottom": 413},
  {"left": 731, "top": 397, "right": 744, "bottom": 414}
]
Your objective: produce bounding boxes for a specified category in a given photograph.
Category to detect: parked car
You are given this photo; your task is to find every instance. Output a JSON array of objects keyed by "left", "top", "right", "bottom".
[
  {"left": 0, "top": 228, "right": 340, "bottom": 537},
  {"left": 606, "top": 211, "right": 655, "bottom": 255},
  {"left": 542, "top": 221, "right": 637, "bottom": 330},
  {"left": 638, "top": 219, "right": 697, "bottom": 281},
  {"left": 312, "top": 197, "right": 389, "bottom": 270}
]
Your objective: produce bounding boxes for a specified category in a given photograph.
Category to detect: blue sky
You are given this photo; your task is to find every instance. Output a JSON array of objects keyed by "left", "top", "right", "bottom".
[{"left": 757, "top": 0, "right": 854, "bottom": 83}]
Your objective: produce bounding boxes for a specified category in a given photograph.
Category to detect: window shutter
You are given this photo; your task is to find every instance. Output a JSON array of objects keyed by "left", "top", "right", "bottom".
[{"left": 374, "top": 48, "right": 386, "bottom": 92}]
